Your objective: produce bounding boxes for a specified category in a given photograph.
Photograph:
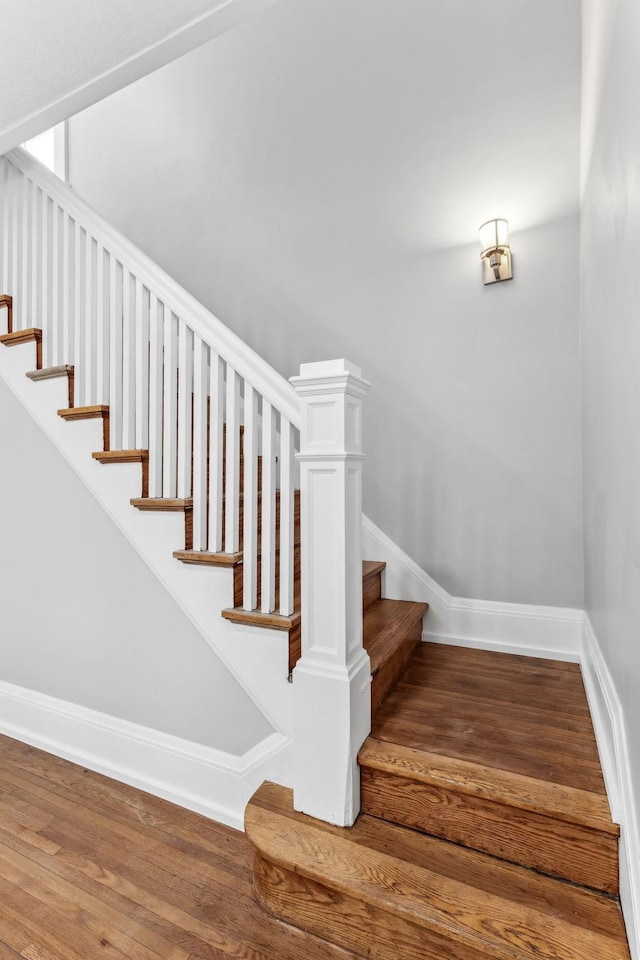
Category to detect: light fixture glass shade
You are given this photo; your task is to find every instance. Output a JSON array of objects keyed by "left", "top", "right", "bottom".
[{"left": 479, "top": 218, "right": 509, "bottom": 254}]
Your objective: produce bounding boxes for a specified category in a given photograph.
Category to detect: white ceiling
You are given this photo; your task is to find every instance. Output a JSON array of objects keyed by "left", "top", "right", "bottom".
[{"left": 0, "top": 0, "right": 279, "bottom": 154}]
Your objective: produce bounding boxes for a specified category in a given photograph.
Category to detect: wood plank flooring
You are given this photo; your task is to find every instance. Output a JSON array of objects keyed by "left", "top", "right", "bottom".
[{"left": 0, "top": 734, "right": 360, "bottom": 960}]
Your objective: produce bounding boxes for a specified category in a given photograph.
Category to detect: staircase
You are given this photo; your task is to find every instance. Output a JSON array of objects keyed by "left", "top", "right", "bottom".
[
  {"left": 0, "top": 149, "right": 631, "bottom": 960},
  {"left": 246, "top": 637, "right": 630, "bottom": 960}
]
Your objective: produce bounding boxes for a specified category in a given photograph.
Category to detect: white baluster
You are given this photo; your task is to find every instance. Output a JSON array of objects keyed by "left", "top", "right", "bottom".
[
  {"left": 1, "top": 159, "right": 9, "bottom": 292},
  {"left": 224, "top": 367, "right": 241, "bottom": 553},
  {"left": 122, "top": 268, "right": 135, "bottom": 448},
  {"left": 261, "top": 401, "right": 277, "bottom": 613},
  {"left": 177, "top": 319, "right": 193, "bottom": 499},
  {"left": 73, "top": 222, "right": 85, "bottom": 404},
  {"left": 279, "top": 418, "right": 295, "bottom": 617},
  {"left": 134, "top": 278, "right": 148, "bottom": 449},
  {"left": 208, "top": 352, "right": 225, "bottom": 553},
  {"left": 42, "top": 194, "right": 51, "bottom": 366},
  {"left": 62, "top": 213, "right": 71, "bottom": 363},
  {"left": 11, "top": 167, "right": 19, "bottom": 316},
  {"left": 51, "top": 203, "right": 60, "bottom": 365},
  {"left": 84, "top": 231, "right": 94, "bottom": 403},
  {"left": 95, "top": 243, "right": 108, "bottom": 403},
  {"left": 21, "top": 174, "right": 28, "bottom": 324},
  {"left": 192, "top": 335, "right": 208, "bottom": 549},
  {"left": 108, "top": 256, "right": 123, "bottom": 450},
  {"left": 162, "top": 308, "right": 179, "bottom": 498},
  {"left": 148, "top": 293, "right": 163, "bottom": 498},
  {"left": 243, "top": 385, "right": 259, "bottom": 610},
  {"left": 31, "top": 181, "right": 38, "bottom": 333}
]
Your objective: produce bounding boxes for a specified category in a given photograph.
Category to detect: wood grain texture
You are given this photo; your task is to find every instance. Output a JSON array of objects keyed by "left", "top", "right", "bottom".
[
  {"left": 371, "top": 643, "right": 606, "bottom": 792},
  {"left": 362, "top": 560, "right": 384, "bottom": 612},
  {"left": 246, "top": 782, "right": 630, "bottom": 960},
  {"left": 358, "top": 643, "right": 619, "bottom": 891},
  {"left": 359, "top": 739, "right": 616, "bottom": 832},
  {"left": 172, "top": 549, "right": 242, "bottom": 566},
  {"left": 359, "top": 764, "right": 619, "bottom": 893},
  {"left": 0, "top": 735, "right": 362, "bottom": 960},
  {"left": 363, "top": 599, "right": 428, "bottom": 712}
]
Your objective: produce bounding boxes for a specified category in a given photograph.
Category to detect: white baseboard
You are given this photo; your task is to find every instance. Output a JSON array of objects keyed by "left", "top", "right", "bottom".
[
  {"left": 0, "top": 680, "right": 291, "bottom": 832},
  {"left": 362, "top": 516, "right": 583, "bottom": 661},
  {"left": 582, "top": 616, "right": 639, "bottom": 960}
]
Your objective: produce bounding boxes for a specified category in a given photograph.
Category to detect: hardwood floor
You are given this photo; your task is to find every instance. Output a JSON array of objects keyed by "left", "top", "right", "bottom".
[{"left": 0, "top": 734, "right": 360, "bottom": 960}]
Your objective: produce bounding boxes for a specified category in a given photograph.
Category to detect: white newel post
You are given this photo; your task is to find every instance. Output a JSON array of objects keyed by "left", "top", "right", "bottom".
[{"left": 290, "top": 359, "right": 372, "bottom": 826}]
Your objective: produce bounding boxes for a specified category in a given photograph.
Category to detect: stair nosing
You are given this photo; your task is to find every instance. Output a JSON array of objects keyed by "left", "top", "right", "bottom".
[
  {"left": 359, "top": 737, "right": 618, "bottom": 835},
  {"left": 247, "top": 795, "right": 626, "bottom": 960}
]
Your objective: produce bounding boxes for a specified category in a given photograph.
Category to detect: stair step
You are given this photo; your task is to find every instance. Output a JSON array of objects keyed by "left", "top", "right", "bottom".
[
  {"left": 0, "top": 294, "right": 13, "bottom": 333},
  {"left": 246, "top": 782, "right": 630, "bottom": 960},
  {"left": 92, "top": 449, "right": 149, "bottom": 498},
  {"left": 58, "top": 404, "right": 109, "bottom": 449},
  {"left": 57, "top": 404, "right": 107, "bottom": 420},
  {"left": 0, "top": 327, "right": 42, "bottom": 368},
  {"left": 364, "top": 598, "right": 428, "bottom": 713},
  {"left": 131, "top": 498, "right": 192, "bottom": 512},
  {"left": 363, "top": 559, "right": 385, "bottom": 611},
  {"left": 358, "top": 738, "right": 619, "bottom": 893},
  {"left": 362, "top": 642, "right": 619, "bottom": 892},
  {"left": 26, "top": 365, "right": 75, "bottom": 408},
  {"left": 173, "top": 549, "right": 243, "bottom": 567},
  {"left": 222, "top": 606, "right": 300, "bottom": 631}
]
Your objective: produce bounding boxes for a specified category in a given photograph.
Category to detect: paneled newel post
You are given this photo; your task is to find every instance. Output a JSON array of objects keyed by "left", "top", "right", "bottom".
[{"left": 290, "top": 359, "right": 372, "bottom": 826}]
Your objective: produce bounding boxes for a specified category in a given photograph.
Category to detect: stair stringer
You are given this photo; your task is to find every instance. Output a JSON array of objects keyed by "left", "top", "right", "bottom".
[{"left": 0, "top": 335, "right": 295, "bottom": 745}]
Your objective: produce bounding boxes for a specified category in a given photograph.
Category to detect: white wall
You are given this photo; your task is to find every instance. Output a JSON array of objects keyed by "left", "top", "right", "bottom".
[
  {"left": 0, "top": 377, "right": 272, "bottom": 755},
  {"left": 68, "top": 0, "right": 583, "bottom": 606},
  {"left": 0, "top": 0, "right": 279, "bottom": 154},
  {"left": 581, "top": 0, "right": 640, "bottom": 830}
]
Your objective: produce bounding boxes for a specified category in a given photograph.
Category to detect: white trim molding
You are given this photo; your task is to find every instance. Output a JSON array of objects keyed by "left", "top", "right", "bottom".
[
  {"left": 362, "top": 516, "right": 583, "bottom": 661},
  {"left": 0, "top": 679, "right": 291, "bottom": 832},
  {"left": 582, "top": 615, "right": 640, "bottom": 960}
]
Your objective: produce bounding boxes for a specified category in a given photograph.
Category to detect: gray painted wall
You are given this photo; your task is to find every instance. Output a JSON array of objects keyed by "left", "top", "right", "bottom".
[
  {"left": 0, "top": 377, "right": 272, "bottom": 754},
  {"left": 581, "top": 0, "right": 640, "bottom": 818},
  {"left": 68, "top": 0, "right": 583, "bottom": 606}
]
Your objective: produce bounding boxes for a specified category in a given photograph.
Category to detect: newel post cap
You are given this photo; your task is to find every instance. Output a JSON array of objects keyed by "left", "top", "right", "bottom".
[{"left": 290, "top": 358, "right": 371, "bottom": 396}]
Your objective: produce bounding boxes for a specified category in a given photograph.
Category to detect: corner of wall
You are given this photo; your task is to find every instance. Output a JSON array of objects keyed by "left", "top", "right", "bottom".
[{"left": 581, "top": 614, "right": 640, "bottom": 960}]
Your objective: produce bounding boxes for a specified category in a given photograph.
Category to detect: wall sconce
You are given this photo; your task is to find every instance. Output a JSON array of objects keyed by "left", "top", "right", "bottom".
[{"left": 479, "top": 218, "right": 513, "bottom": 285}]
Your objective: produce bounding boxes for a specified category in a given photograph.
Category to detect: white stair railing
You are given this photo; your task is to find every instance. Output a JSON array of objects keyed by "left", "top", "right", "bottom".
[
  {"left": 0, "top": 147, "right": 299, "bottom": 620},
  {"left": 0, "top": 146, "right": 371, "bottom": 825}
]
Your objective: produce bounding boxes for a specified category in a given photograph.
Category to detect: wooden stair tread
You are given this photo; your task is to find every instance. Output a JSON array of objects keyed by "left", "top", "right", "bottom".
[
  {"left": 92, "top": 450, "right": 148, "bottom": 463},
  {"left": 0, "top": 327, "right": 41, "bottom": 345},
  {"left": 363, "top": 598, "right": 428, "bottom": 676},
  {"left": 0, "top": 294, "right": 11, "bottom": 306},
  {"left": 358, "top": 737, "right": 617, "bottom": 834},
  {"left": 362, "top": 559, "right": 385, "bottom": 581},
  {"left": 373, "top": 643, "right": 606, "bottom": 793},
  {"left": 222, "top": 606, "right": 300, "bottom": 631},
  {"left": 131, "top": 498, "right": 192, "bottom": 511},
  {"left": 57, "top": 404, "right": 108, "bottom": 420},
  {"left": 26, "top": 364, "right": 73, "bottom": 381},
  {"left": 173, "top": 549, "right": 242, "bottom": 566},
  {"left": 221, "top": 561, "right": 379, "bottom": 634},
  {"left": 247, "top": 782, "right": 630, "bottom": 960}
]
